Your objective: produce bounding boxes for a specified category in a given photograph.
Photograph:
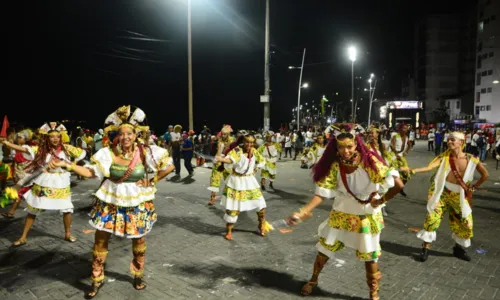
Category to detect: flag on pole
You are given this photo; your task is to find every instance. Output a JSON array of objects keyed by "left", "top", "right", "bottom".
[{"left": 0, "top": 115, "right": 9, "bottom": 137}]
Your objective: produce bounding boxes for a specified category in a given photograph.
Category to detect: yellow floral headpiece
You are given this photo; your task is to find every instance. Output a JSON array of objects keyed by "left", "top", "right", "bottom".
[
  {"left": 39, "top": 122, "right": 67, "bottom": 135},
  {"left": 103, "top": 105, "right": 149, "bottom": 137},
  {"left": 221, "top": 125, "right": 233, "bottom": 134}
]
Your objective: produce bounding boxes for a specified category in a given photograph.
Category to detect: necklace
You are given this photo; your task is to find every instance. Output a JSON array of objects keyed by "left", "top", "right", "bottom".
[
  {"left": 338, "top": 153, "right": 360, "bottom": 168},
  {"left": 117, "top": 144, "right": 135, "bottom": 160}
]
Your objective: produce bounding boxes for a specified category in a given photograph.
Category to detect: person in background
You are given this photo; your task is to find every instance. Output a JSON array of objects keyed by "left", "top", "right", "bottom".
[
  {"left": 94, "top": 129, "right": 103, "bottom": 152},
  {"left": 294, "top": 131, "right": 304, "bottom": 160},
  {"left": 181, "top": 133, "right": 194, "bottom": 176},
  {"left": 171, "top": 125, "right": 182, "bottom": 176},
  {"left": 427, "top": 130, "right": 435, "bottom": 152},
  {"left": 464, "top": 130, "right": 472, "bottom": 153},
  {"left": 284, "top": 132, "right": 293, "bottom": 158},
  {"left": 434, "top": 130, "right": 443, "bottom": 156},
  {"left": 442, "top": 130, "right": 449, "bottom": 152}
]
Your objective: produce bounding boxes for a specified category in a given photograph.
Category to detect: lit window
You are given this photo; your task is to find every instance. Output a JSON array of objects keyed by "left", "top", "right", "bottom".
[{"left": 479, "top": 21, "right": 484, "bottom": 32}]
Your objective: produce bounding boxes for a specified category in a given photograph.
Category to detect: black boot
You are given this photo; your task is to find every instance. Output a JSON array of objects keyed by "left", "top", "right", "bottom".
[
  {"left": 453, "top": 244, "right": 471, "bottom": 262},
  {"left": 419, "top": 247, "right": 429, "bottom": 262},
  {"left": 399, "top": 190, "right": 407, "bottom": 197}
]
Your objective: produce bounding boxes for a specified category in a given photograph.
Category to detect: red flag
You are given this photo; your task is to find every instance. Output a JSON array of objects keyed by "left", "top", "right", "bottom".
[{"left": 0, "top": 115, "right": 9, "bottom": 137}]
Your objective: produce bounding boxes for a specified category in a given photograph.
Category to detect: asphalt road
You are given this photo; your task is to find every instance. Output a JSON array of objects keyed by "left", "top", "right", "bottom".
[{"left": 1, "top": 141, "right": 500, "bottom": 300}]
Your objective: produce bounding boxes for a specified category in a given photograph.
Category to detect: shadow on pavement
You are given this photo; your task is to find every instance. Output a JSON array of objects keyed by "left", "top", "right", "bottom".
[
  {"left": 155, "top": 215, "right": 224, "bottom": 236},
  {"left": 380, "top": 240, "right": 453, "bottom": 260},
  {"left": 174, "top": 264, "right": 365, "bottom": 299},
  {"left": 0, "top": 249, "right": 89, "bottom": 294},
  {"left": 474, "top": 205, "right": 500, "bottom": 214},
  {"left": 266, "top": 188, "right": 308, "bottom": 201}
]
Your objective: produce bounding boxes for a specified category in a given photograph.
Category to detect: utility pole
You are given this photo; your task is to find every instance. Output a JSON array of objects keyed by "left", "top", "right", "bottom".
[
  {"left": 262, "top": 0, "right": 271, "bottom": 131},
  {"left": 187, "top": 0, "right": 193, "bottom": 130},
  {"left": 296, "top": 48, "right": 306, "bottom": 131}
]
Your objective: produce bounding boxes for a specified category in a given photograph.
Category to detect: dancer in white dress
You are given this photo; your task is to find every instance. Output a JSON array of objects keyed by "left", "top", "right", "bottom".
[
  {"left": 215, "top": 134, "right": 267, "bottom": 240},
  {"left": 0, "top": 122, "right": 86, "bottom": 247},
  {"left": 284, "top": 124, "right": 403, "bottom": 300}
]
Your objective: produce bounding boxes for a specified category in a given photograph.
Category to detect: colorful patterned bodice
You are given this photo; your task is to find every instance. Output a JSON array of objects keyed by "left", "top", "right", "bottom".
[{"left": 109, "top": 163, "right": 145, "bottom": 182}]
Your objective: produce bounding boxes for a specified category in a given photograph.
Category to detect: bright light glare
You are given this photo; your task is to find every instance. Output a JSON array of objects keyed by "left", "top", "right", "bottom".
[
  {"left": 348, "top": 46, "right": 357, "bottom": 61},
  {"left": 288, "top": 66, "right": 294, "bottom": 69},
  {"left": 368, "top": 79, "right": 372, "bottom": 83},
  {"left": 370, "top": 73, "right": 375, "bottom": 78},
  {"left": 302, "top": 83, "right": 309, "bottom": 88},
  {"left": 494, "top": 80, "right": 499, "bottom": 84}
]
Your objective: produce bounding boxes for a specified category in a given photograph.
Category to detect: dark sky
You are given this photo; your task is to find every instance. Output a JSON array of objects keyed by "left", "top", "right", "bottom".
[{"left": 4, "top": 0, "right": 461, "bottom": 133}]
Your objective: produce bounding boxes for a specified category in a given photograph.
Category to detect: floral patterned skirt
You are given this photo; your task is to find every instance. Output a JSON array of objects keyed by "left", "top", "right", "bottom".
[
  {"left": 316, "top": 209, "right": 384, "bottom": 261},
  {"left": 89, "top": 199, "right": 157, "bottom": 239}
]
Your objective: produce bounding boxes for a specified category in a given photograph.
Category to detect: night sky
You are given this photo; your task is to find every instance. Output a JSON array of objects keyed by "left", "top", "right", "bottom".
[{"left": 5, "top": 0, "right": 462, "bottom": 133}]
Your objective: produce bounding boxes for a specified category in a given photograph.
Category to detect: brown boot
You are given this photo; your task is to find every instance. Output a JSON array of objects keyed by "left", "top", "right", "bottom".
[
  {"left": 257, "top": 209, "right": 266, "bottom": 237},
  {"left": 87, "top": 250, "right": 108, "bottom": 299},
  {"left": 225, "top": 223, "right": 234, "bottom": 240},
  {"left": 366, "top": 271, "right": 382, "bottom": 300},
  {"left": 301, "top": 252, "right": 329, "bottom": 296},
  {"left": 208, "top": 192, "right": 216, "bottom": 206}
]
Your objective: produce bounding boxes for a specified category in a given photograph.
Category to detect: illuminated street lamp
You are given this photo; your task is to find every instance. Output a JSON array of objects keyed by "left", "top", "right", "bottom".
[{"left": 348, "top": 46, "right": 357, "bottom": 122}]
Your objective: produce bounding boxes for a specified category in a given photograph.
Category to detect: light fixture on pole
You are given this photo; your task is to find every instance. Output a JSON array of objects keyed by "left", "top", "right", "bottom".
[
  {"left": 289, "top": 48, "right": 307, "bottom": 131},
  {"left": 348, "top": 46, "right": 357, "bottom": 122},
  {"left": 367, "top": 73, "right": 377, "bottom": 126}
]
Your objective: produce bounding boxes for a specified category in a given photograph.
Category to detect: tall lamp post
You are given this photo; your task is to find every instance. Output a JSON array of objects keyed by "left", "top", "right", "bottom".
[
  {"left": 289, "top": 48, "right": 307, "bottom": 131},
  {"left": 348, "top": 46, "right": 357, "bottom": 122},
  {"left": 367, "top": 73, "right": 377, "bottom": 126},
  {"left": 262, "top": 0, "right": 271, "bottom": 131},
  {"left": 187, "top": 0, "right": 193, "bottom": 130}
]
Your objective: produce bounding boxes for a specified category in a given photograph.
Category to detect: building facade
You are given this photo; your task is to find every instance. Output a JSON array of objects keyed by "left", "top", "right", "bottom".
[
  {"left": 474, "top": 0, "right": 500, "bottom": 124},
  {"left": 414, "top": 7, "right": 477, "bottom": 123}
]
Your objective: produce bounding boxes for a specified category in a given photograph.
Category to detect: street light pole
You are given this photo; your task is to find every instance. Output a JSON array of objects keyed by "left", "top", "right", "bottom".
[
  {"left": 367, "top": 74, "right": 377, "bottom": 127},
  {"left": 263, "top": 0, "right": 271, "bottom": 131},
  {"left": 296, "top": 48, "right": 306, "bottom": 131},
  {"left": 187, "top": 0, "right": 193, "bottom": 130},
  {"left": 348, "top": 46, "right": 357, "bottom": 123},
  {"left": 351, "top": 61, "right": 354, "bottom": 122}
]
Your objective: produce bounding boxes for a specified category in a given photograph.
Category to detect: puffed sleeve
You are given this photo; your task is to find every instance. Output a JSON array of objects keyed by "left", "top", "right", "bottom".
[
  {"left": 224, "top": 148, "right": 241, "bottom": 172},
  {"left": 63, "top": 144, "right": 87, "bottom": 162},
  {"left": 364, "top": 154, "right": 400, "bottom": 194},
  {"left": 23, "top": 145, "right": 39, "bottom": 161},
  {"left": 253, "top": 148, "right": 266, "bottom": 168},
  {"left": 21, "top": 145, "right": 36, "bottom": 161},
  {"left": 146, "top": 145, "right": 172, "bottom": 172},
  {"left": 85, "top": 147, "right": 113, "bottom": 180},
  {"left": 315, "top": 162, "right": 338, "bottom": 198}
]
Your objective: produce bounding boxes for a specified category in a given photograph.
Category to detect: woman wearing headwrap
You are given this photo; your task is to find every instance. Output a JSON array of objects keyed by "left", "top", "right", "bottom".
[
  {"left": 257, "top": 131, "right": 282, "bottom": 190},
  {"left": 0, "top": 122, "right": 86, "bottom": 246},
  {"left": 215, "top": 134, "right": 267, "bottom": 240},
  {"left": 282, "top": 124, "right": 403, "bottom": 300},
  {"left": 1, "top": 129, "right": 33, "bottom": 218},
  {"left": 49, "top": 105, "right": 175, "bottom": 298},
  {"left": 207, "top": 125, "right": 234, "bottom": 205}
]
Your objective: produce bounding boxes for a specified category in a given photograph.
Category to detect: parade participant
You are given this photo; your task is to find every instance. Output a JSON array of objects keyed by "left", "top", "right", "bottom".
[
  {"left": 257, "top": 131, "right": 282, "bottom": 190},
  {"left": 284, "top": 124, "right": 403, "bottom": 300},
  {"left": 301, "top": 135, "right": 326, "bottom": 169},
  {"left": 390, "top": 123, "right": 411, "bottom": 196},
  {"left": 215, "top": 134, "right": 267, "bottom": 241},
  {"left": 181, "top": 133, "right": 194, "bottom": 176},
  {"left": 207, "top": 125, "right": 234, "bottom": 205},
  {"left": 1, "top": 129, "right": 33, "bottom": 218},
  {"left": 0, "top": 122, "right": 86, "bottom": 246},
  {"left": 367, "top": 124, "right": 396, "bottom": 216},
  {"left": 402, "top": 132, "right": 488, "bottom": 262},
  {"left": 49, "top": 105, "right": 174, "bottom": 298},
  {"left": 171, "top": 124, "right": 182, "bottom": 175}
]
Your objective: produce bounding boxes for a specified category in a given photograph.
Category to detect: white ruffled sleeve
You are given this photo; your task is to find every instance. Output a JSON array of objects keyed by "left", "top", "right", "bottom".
[
  {"left": 379, "top": 169, "right": 400, "bottom": 194},
  {"left": 146, "top": 145, "right": 172, "bottom": 172},
  {"left": 22, "top": 145, "right": 36, "bottom": 161},
  {"left": 86, "top": 147, "right": 113, "bottom": 180}
]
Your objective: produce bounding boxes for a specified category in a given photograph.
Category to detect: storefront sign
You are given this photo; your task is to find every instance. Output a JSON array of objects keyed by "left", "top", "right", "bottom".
[{"left": 387, "top": 101, "right": 423, "bottom": 110}]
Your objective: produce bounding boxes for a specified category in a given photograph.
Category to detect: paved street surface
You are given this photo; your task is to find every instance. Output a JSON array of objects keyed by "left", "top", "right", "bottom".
[{"left": 1, "top": 141, "right": 500, "bottom": 300}]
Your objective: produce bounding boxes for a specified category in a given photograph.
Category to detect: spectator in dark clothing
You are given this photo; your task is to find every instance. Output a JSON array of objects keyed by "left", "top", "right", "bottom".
[
  {"left": 434, "top": 131, "right": 443, "bottom": 156},
  {"left": 181, "top": 133, "right": 194, "bottom": 176}
]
